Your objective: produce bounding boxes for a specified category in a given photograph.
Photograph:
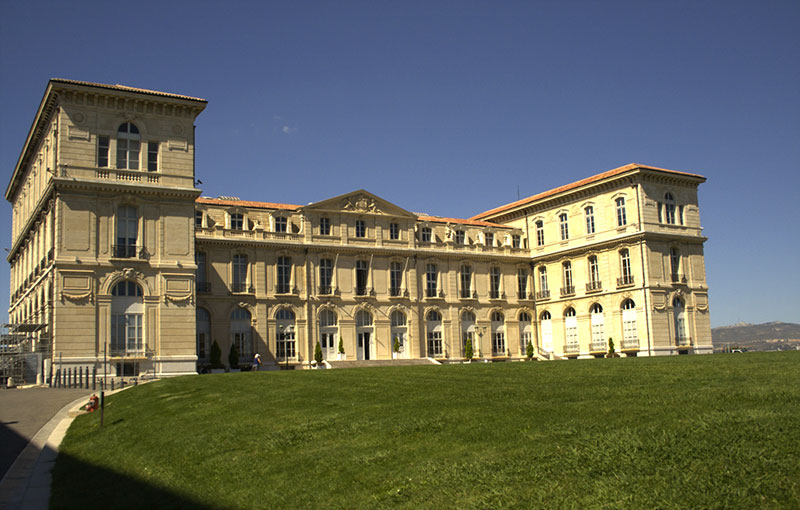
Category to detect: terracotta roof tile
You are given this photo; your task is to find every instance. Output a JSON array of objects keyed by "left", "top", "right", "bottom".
[
  {"left": 196, "top": 197, "right": 302, "bottom": 210},
  {"left": 470, "top": 163, "right": 705, "bottom": 220},
  {"left": 51, "top": 78, "right": 207, "bottom": 103}
]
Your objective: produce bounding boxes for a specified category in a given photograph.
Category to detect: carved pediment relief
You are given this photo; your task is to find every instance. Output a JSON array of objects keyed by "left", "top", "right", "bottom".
[
  {"left": 343, "top": 194, "right": 381, "bottom": 213},
  {"left": 302, "top": 189, "right": 416, "bottom": 218}
]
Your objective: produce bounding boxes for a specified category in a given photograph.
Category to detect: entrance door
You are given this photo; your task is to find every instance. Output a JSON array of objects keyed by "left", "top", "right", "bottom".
[
  {"left": 357, "top": 332, "right": 371, "bottom": 360},
  {"left": 321, "top": 332, "right": 337, "bottom": 359}
]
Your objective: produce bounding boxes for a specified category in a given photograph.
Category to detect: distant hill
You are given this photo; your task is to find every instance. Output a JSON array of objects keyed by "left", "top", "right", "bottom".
[{"left": 712, "top": 321, "right": 800, "bottom": 352}]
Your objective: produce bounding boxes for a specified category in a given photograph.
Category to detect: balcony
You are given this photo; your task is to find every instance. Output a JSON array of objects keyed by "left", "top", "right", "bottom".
[
  {"left": 356, "top": 286, "right": 368, "bottom": 297},
  {"left": 586, "top": 281, "right": 602, "bottom": 293},
  {"left": 565, "top": 342, "right": 580, "bottom": 354},
  {"left": 231, "top": 282, "right": 254, "bottom": 293},
  {"left": 560, "top": 285, "right": 576, "bottom": 297},
  {"left": 112, "top": 244, "right": 138, "bottom": 258},
  {"left": 671, "top": 273, "right": 687, "bottom": 284},
  {"left": 536, "top": 289, "right": 551, "bottom": 300},
  {"left": 591, "top": 340, "right": 607, "bottom": 352},
  {"left": 489, "top": 289, "right": 503, "bottom": 299},
  {"left": 275, "top": 283, "right": 292, "bottom": 294},
  {"left": 518, "top": 291, "right": 531, "bottom": 300},
  {"left": 617, "top": 275, "right": 635, "bottom": 287},
  {"left": 197, "top": 282, "right": 211, "bottom": 293},
  {"left": 621, "top": 337, "right": 639, "bottom": 350}
]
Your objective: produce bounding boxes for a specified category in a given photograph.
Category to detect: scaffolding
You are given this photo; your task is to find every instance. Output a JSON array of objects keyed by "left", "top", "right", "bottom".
[{"left": 1, "top": 323, "right": 49, "bottom": 387}]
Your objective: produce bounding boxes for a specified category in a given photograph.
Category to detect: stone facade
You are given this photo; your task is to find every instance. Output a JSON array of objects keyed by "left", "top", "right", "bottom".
[{"left": 7, "top": 80, "right": 712, "bottom": 377}]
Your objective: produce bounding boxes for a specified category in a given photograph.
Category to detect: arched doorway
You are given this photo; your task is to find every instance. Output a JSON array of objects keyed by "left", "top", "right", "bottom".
[
  {"left": 356, "top": 310, "right": 373, "bottom": 360},
  {"left": 276, "top": 308, "right": 296, "bottom": 361},
  {"left": 540, "top": 311, "right": 553, "bottom": 352},
  {"left": 491, "top": 311, "right": 506, "bottom": 356},
  {"left": 230, "top": 307, "right": 252, "bottom": 366},
  {"left": 111, "top": 281, "right": 143, "bottom": 357},
  {"left": 426, "top": 310, "right": 443, "bottom": 357},
  {"left": 519, "top": 311, "right": 532, "bottom": 356},
  {"left": 390, "top": 310, "right": 407, "bottom": 358},
  {"left": 460, "top": 311, "right": 476, "bottom": 358},
  {"left": 319, "top": 309, "right": 338, "bottom": 360}
]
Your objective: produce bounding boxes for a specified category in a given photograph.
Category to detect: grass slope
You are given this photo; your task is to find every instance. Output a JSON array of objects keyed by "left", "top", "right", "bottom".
[{"left": 53, "top": 352, "right": 800, "bottom": 509}]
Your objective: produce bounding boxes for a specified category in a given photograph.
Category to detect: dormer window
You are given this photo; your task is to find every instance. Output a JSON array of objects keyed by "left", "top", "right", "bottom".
[
  {"left": 485, "top": 232, "right": 494, "bottom": 246},
  {"left": 275, "top": 216, "right": 288, "bottom": 233},
  {"left": 230, "top": 213, "right": 244, "bottom": 230},
  {"left": 116, "top": 123, "right": 140, "bottom": 170},
  {"left": 455, "top": 230, "right": 466, "bottom": 244},
  {"left": 512, "top": 234, "right": 521, "bottom": 249},
  {"left": 420, "top": 227, "right": 432, "bottom": 243}
]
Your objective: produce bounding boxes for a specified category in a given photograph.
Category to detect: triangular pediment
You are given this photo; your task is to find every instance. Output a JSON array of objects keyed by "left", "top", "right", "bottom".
[{"left": 302, "top": 190, "right": 417, "bottom": 218}]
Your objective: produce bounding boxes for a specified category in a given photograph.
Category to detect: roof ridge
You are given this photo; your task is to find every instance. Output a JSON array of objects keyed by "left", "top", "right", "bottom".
[{"left": 50, "top": 78, "right": 207, "bottom": 102}]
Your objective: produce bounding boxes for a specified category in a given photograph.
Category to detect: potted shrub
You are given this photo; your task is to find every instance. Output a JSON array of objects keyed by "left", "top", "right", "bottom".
[
  {"left": 210, "top": 340, "right": 225, "bottom": 374},
  {"left": 314, "top": 341, "right": 323, "bottom": 367},
  {"left": 228, "top": 344, "right": 240, "bottom": 371},
  {"left": 393, "top": 337, "right": 401, "bottom": 359},
  {"left": 606, "top": 337, "right": 619, "bottom": 358},
  {"left": 526, "top": 340, "right": 534, "bottom": 361},
  {"left": 464, "top": 337, "right": 473, "bottom": 362},
  {"left": 338, "top": 338, "right": 345, "bottom": 360}
]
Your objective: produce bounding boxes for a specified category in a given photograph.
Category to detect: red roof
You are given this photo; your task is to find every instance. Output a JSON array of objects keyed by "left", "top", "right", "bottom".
[
  {"left": 196, "top": 197, "right": 302, "bottom": 210},
  {"left": 470, "top": 163, "right": 705, "bottom": 220}
]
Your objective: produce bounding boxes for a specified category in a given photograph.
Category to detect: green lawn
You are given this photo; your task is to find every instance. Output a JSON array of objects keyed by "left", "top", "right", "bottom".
[{"left": 52, "top": 352, "right": 800, "bottom": 509}]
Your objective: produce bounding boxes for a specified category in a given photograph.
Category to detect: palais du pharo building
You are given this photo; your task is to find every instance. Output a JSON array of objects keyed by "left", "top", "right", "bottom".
[{"left": 7, "top": 80, "right": 712, "bottom": 377}]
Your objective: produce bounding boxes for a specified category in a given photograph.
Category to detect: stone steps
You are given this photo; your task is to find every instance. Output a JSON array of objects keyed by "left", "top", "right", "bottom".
[{"left": 325, "top": 358, "right": 438, "bottom": 369}]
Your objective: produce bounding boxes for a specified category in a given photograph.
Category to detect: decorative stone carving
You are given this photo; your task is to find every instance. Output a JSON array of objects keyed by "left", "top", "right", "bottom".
[
  {"left": 60, "top": 290, "right": 93, "bottom": 304},
  {"left": 342, "top": 195, "right": 381, "bottom": 213}
]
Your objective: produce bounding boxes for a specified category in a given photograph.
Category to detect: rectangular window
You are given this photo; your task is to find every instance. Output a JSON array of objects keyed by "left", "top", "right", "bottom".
[
  {"left": 421, "top": 227, "right": 431, "bottom": 243},
  {"left": 666, "top": 203, "right": 676, "bottom": 224},
  {"left": 562, "top": 262, "right": 574, "bottom": 295},
  {"left": 195, "top": 211, "right": 203, "bottom": 228},
  {"left": 678, "top": 205, "right": 684, "bottom": 225},
  {"left": 319, "top": 217, "right": 331, "bottom": 235},
  {"left": 277, "top": 329, "right": 296, "bottom": 359},
  {"left": 426, "top": 263, "right": 438, "bottom": 297},
  {"left": 275, "top": 217, "right": 288, "bottom": 233},
  {"left": 117, "top": 138, "right": 139, "bottom": 170},
  {"left": 147, "top": 142, "right": 158, "bottom": 171},
  {"left": 427, "top": 331, "right": 443, "bottom": 357},
  {"left": 389, "top": 222, "right": 400, "bottom": 240},
  {"left": 115, "top": 205, "right": 138, "bottom": 258},
  {"left": 490, "top": 267, "right": 501, "bottom": 299},
  {"left": 319, "top": 259, "right": 332, "bottom": 294},
  {"left": 455, "top": 230, "right": 466, "bottom": 244},
  {"left": 98, "top": 136, "right": 109, "bottom": 168},
  {"left": 460, "top": 265, "right": 472, "bottom": 298},
  {"left": 232, "top": 254, "right": 248, "bottom": 292},
  {"left": 539, "top": 266, "right": 548, "bottom": 292},
  {"left": 616, "top": 198, "right": 627, "bottom": 226},
  {"left": 276, "top": 256, "right": 291, "bottom": 293},
  {"left": 230, "top": 213, "right": 243, "bottom": 230},
  {"left": 355, "top": 220, "right": 366, "bottom": 238},
  {"left": 619, "top": 250, "right": 633, "bottom": 286},
  {"left": 512, "top": 234, "right": 521, "bottom": 248},
  {"left": 111, "top": 314, "right": 143, "bottom": 355},
  {"left": 585, "top": 206, "right": 595, "bottom": 234},
  {"left": 559, "top": 214, "right": 569, "bottom": 240},
  {"left": 536, "top": 221, "right": 544, "bottom": 246},
  {"left": 658, "top": 203, "right": 663, "bottom": 223},
  {"left": 670, "top": 248, "right": 681, "bottom": 281},
  {"left": 390, "top": 261, "right": 402, "bottom": 296},
  {"left": 517, "top": 268, "right": 528, "bottom": 299},
  {"left": 485, "top": 232, "right": 494, "bottom": 246},
  {"left": 588, "top": 256, "right": 600, "bottom": 290},
  {"left": 356, "top": 260, "right": 368, "bottom": 295}
]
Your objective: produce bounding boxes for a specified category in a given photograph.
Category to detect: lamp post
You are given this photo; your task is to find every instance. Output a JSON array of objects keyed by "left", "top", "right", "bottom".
[{"left": 477, "top": 325, "right": 487, "bottom": 360}]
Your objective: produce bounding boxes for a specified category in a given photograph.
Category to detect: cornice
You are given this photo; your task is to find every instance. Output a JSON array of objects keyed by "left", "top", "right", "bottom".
[{"left": 53, "top": 177, "right": 201, "bottom": 199}]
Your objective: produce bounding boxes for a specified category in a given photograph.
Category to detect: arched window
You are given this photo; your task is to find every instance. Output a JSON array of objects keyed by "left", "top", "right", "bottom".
[
  {"left": 276, "top": 308, "right": 295, "bottom": 360},
  {"left": 461, "top": 311, "right": 476, "bottom": 357},
  {"left": 231, "top": 307, "right": 252, "bottom": 363},
  {"left": 196, "top": 308, "right": 211, "bottom": 362},
  {"left": 115, "top": 205, "right": 138, "bottom": 258},
  {"left": 491, "top": 311, "right": 505, "bottom": 356},
  {"left": 426, "top": 310, "right": 443, "bottom": 357},
  {"left": 391, "top": 310, "right": 407, "bottom": 356},
  {"left": 319, "top": 309, "right": 338, "bottom": 359},
  {"left": 590, "top": 303, "right": 605, "bottom": 351},
  {"left": 116, "top": 122, "right": 140, "bottom": 170},
  {"left": 622, "top": 299, "right": 637, "bottom": 349},
  {"left": 111, "top": 281, "right": 143, "bottom": 356},
  {"left": 519, "top": 311, "right": 532, "bottom": 355},
  {"left": 564, "top": 307, "right": 578, "bottom": 354},
  {"left": 616, "top": 197, "right": 627, "bottom": 226},
  {"left": 673, "top": 297, "right": 687, "bottom": 346},
  {"left": 356, "top": 310, "right": 373, "bottom": 360}
]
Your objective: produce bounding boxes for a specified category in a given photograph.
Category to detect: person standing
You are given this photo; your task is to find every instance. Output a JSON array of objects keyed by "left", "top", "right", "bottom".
[{"left": 252, "top": 352, "right": 262, "bottom": 371}]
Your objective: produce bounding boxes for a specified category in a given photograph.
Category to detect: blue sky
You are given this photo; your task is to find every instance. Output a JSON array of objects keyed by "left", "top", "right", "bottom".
[{"left": 1, "top": 0, "right": 798, "bottom": 328}]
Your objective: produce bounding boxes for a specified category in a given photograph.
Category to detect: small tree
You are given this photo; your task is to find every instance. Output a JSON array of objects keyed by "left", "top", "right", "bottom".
[
  {"left": 526, "top": 340, "right": 534, "bottom": 360},
  {"left": 228, "top": 343, "right": 239, "bottom": 369},
  {"left": 465, "top": 337, "right": 473, "bottom": 360},
  {"left": 607, "top": 337, "right": 616, "bottom": 357},
  {"left": 314, "top": 341, "right": 323, "bottom": 364},
  {"left": 393, "top": 336, "right": 401, "bottom": 354},
  {"left": 210, "top": 340, "right": 223, "bottom": 369},
  {"left": 338, "top": 337, "right": 345, "bottom": 355}
]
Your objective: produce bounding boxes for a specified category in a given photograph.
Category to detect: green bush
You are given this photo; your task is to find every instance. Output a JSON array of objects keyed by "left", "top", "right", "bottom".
[
  {"left": 608, "top": 337, "right": 616, "bottom": 356},
  {"left": 465, "top": 337, "right": 473, "bottom": 360},
  {"left": 338, "top": 338, "right": 345, "bottom": 354},
  {"left": 393, "top": 337, "right": 401, "bottom": 354},
  {"left": 210, "top": 340, "right": 223, "bottom": 369},
  {"left": 228, "top": 343, "right": 239, "bottom": 369},
  {"left": 314, "top": 341, "right": 323, "bottom": 364},
  {"left": 526, "top": 340, "right": 534, "bottom": 360}
]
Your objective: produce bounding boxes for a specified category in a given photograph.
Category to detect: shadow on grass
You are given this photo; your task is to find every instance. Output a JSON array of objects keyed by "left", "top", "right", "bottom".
[{"left": 51, "top": 450, "right": 222, "bottom": 510}]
